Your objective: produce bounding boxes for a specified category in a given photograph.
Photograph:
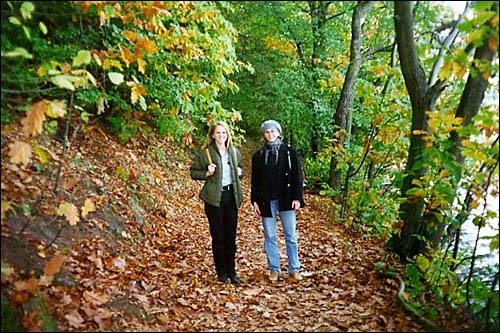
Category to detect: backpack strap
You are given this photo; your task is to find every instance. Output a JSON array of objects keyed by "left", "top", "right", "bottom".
[
  {"left": 287, "top": 144, "right": 292, "bottom": 170},
  {"left": 205, "top": 148, "right": 213, "bottom": 164}
]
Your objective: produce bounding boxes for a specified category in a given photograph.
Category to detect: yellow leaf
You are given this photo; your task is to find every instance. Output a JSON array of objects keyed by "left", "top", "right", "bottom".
[
  {"left": 412, "top": 130, "right": 427, "bottom": 136},
  {"left": 439, "top": 169, "right": 448, "bottom": 178},
  {"left": 9, "top": 141, "right": 32, "bottom": 166},
  {"left": 36, "top": 65, "right": 47, "bottom": 77},
  {"left": 131, "top": 88, "right": 140, "bottom": 104},
  {"left": 470, "top": 200, "right": 480, "bottom": 209},
  {"left": 1, "top": 201, "right": 13, "bottom": 220},
  {"left": 37, "top": 244, "right": 46, "bottom": 258},
  {"left": 137, "top": 38, "right": 157, "bottom": 54},
  {"left": 137, "top": 57, "right": 146, "bottom": 74},
  {"left": 32, "top": 145, "right": 59, "bottom": 163},
  {"left": 123, "top": 30, "right": 137, "bottom": 43},
  {"left": 82, "top": 198, "right": 96, "bottom": 218},
  {"left": 45, "top": 100, "right": 67, "bottom": 118},
  {"left": 33, "top": 145, "right": 49, "bottom": 164},
  {"left": 72, "top": 50, "right": 91, "bottom": 67},
  {"left": 57, "top": 202, "right": 80, "bottom": 226}
]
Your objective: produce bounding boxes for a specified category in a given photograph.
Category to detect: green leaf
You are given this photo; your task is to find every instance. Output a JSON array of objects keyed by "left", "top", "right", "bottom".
[
  {"left": 73, "top": 50, "right": 91, "bottom": 67},
  {"left": 22, "top": 25, "right": 31, "bottom": 39},
  {"left": 416, "top": 255, "right": 430, "bottom": 272},
  {"left": 20, "top": 2, "right": 35, "bottom": 20},
  {"left": 39, "top": 22, "right": 48, "bottom": 35},
  {"left": 8, "top": 16, "right": 22, "bottom": 26},
  {"left": 33, "top": 145, "right": 49, "bottom": 164},
  {"left": 50, "top": 75, "right": 75, "bottom": 91},
  {"left": 1, "top": 47, "right": 33, "bottom": 59},
  {"left": 81, "top": 112, "right": 90, "bottom": 123},
  {"left": 489, "top": 237, "right": 498, "bottom": 252},
  {"left": 108, "top": 72, "right": 124, "bottom": 85}
]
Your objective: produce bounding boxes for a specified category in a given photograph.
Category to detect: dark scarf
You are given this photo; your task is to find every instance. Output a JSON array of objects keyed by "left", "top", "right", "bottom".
[{"left": 263, "top": 138, "right": 282, "bottom": 165}]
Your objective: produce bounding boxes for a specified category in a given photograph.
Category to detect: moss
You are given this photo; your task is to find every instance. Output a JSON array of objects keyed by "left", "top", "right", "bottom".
[{"left": 1, "top": 293, "right": 23, "bottom": 332}]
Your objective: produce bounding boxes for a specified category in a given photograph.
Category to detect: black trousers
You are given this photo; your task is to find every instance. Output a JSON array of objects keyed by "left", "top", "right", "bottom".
[{"left": 204, "top": 188, "right": 238, "bottom": 279}]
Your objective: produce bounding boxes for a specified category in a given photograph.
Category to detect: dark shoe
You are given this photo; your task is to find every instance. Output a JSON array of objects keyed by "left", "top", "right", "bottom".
[
  {"left": 229, "top": 275, "right": 241, "bottom": 285},
  {"left": 218, "top": 275, "right": 229, "bottom": 284}
]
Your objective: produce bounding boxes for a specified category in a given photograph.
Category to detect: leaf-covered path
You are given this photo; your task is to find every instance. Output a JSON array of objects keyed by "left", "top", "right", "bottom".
[
  {"left": 2, "top": 125, "right": 423, "bottom": 332},
  {"left": 147, "top": 175, "right": 424, "bottom": 332}
]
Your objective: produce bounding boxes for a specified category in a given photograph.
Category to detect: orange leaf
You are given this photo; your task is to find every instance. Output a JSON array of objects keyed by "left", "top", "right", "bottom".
[
  {"left": 14, "top": 276, "right": 39, "bottom": 295},
  {"left": 9, "top": 141, "right": 32, "bottom": 166},
  {"left": 21, "top": 100, "right": 47, "bottom": 136},
  {"left": 44, "top": 254, "right": 67, "bottom": 277},
  {"left": 65, "top": 309, "right": 85, "bottom": 328}
]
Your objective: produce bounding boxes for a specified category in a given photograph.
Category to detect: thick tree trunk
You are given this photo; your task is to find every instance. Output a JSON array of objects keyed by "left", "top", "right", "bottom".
[
  {"left": 390, "top": 1, "right": 498, "bottom": 261},
  {"left": 308, "top": 1, "right": 332, "bottom": 155},
  {"left": 328, "top": 1, "right": 373, "bottom": 193},
  {"left": 389, "top": 1, "right": 440, "bottom": 260}
]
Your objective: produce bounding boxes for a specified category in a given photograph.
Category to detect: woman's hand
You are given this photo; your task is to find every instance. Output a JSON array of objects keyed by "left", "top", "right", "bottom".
[
  {"left": 252, "top": 202, "right": 261, "bottom": 216},
  {"left": 292, "top": 200, "right": 301, "bottom": 210},
  {"left": 206, "top": 163, "right": 217, "bottom": 176}
]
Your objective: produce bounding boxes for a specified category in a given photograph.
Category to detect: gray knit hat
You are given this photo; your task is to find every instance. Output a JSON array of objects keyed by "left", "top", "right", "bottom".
[{"left": 260, "top": 120, "right": 282, "bottom": 134}]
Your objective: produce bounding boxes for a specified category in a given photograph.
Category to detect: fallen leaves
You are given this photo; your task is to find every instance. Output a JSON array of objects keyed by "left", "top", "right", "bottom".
[{"left": 1, "top": 123, "right": 428, "bottom": 332}]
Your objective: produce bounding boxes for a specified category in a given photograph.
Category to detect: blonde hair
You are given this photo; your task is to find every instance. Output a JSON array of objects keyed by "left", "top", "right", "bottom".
[{"left": 205, "top": 121, "right": 233, "bottom": 148}]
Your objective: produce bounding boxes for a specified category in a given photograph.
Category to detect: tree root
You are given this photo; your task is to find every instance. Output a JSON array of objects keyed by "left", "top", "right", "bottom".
[{"left": 378, "top": 271, "right": 445, "bottom": 332}]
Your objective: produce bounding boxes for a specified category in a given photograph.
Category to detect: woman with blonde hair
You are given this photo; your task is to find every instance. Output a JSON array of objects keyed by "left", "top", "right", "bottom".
[{"left": 190, "top": 121, "right": 244, "bottom": 284}]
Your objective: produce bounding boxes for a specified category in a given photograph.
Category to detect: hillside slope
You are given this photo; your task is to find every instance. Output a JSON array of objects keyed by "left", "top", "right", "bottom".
[{"left": 1, "top": 122, "right": 473, "bottom": 331}]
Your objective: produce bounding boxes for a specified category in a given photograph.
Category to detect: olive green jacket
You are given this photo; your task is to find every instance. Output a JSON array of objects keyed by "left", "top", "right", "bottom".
[{"left": 190, "top": 144, "right": 244, "bottom": 208}]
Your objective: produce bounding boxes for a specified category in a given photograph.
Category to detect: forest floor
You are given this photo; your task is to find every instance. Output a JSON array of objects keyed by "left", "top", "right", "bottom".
[{"left": 1, "top": 121, "right": 479, "bottom": 332}]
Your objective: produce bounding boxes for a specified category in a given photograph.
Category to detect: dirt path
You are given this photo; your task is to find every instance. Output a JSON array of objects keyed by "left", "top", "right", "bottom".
[
  {"left": 1, "top": 127, "right": 423, "bottom": 332},
  {"left": 161, "top": 181, "right": 422, "bottom": 331},
  {"left": 102, "top": 145, "right": 423, "bottom": 332}
]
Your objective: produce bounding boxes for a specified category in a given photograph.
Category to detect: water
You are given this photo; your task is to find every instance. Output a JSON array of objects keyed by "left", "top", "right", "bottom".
[{"left": 459, "top": 194, "right": 499, "bottom": 286}]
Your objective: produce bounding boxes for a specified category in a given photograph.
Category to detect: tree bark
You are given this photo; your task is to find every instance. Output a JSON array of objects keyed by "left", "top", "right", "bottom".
[
  {"left": 390, "top": 1, "right": 498, "bottom": 261},
  {"left": 390, "top": 1, "right": 440, "bottom": 260},
  {"left": 328, "top": 1, "right": 374, "bottom": 193}
]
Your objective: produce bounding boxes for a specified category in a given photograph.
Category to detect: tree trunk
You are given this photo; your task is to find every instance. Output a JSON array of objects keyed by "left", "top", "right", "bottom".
[
  {"left": 328, "top": 1, "right": 374, "bottom": 193},
  {"left": 389, "top": 1, "right": 442, "bottom": 260},
  {"left": 390, "top": 1, "right": 498, "bottom": 261}
]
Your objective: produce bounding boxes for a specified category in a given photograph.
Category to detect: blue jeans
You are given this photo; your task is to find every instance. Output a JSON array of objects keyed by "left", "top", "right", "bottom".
[{"left": 262, "top": 199, "right": 300, "bottom": 274}]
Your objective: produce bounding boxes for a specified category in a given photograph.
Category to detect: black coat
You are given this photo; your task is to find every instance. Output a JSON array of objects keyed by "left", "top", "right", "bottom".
[{"left": 251, "top": 143, "right": 305, "bottom": 217}]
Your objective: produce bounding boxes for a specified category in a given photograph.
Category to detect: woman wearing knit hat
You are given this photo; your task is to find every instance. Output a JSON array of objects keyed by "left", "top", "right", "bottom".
[{"left": 251, "top": 120, "right": 305, "bottom": 282}]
